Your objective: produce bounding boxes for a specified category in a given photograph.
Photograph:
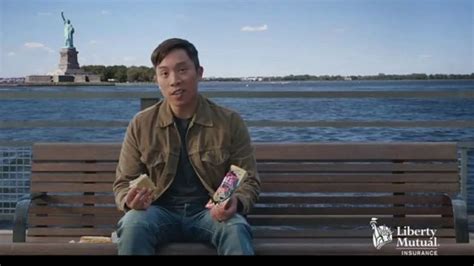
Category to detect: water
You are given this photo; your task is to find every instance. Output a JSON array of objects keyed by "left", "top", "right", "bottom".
[
  {"left": 1, "top": 80, "right": 474, "bottom": 143},
  {"left": 1, "top": 80, "right": 474, "bottom": 217}
]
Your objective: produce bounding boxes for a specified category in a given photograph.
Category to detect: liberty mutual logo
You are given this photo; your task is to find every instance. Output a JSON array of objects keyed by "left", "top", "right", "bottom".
[
  {"left": 370, "top": 217, "right": 440, "bottom": 255},
  {"left": 370, "top": 217, "right": 393, "bottom": 249}
]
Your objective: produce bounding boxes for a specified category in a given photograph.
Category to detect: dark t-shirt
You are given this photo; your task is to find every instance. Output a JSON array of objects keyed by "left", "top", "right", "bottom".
[{"left": 154, "top": 117, "right": 209, "bottom": 207}]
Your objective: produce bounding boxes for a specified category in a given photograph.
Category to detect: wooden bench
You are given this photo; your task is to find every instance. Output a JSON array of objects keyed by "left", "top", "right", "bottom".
[{"left": 10, "top": 142, "right": 470, "bottom": 255}]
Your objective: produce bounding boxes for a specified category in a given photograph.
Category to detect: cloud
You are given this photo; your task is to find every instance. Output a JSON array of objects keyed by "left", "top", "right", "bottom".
[
  {"left": 37, "top": 12, "right": 52, "bottom": 16},
  {"left": 241, "top": 24, "right": 268, "bottom": 32},
  {"left": 89, "top": 40, "right": 99, "bottom": 45},
  {"left": 101, "top": 10, "right": 111, "bottom": 15},
  {"left": 123, "top": 56, "right": 136, "bottom": 62},
  {"left": 24, "top": 42, "right": 54, "bottom": 53},
  {"left": 7, "top": 52, "right": 15, "bottom": 56}
]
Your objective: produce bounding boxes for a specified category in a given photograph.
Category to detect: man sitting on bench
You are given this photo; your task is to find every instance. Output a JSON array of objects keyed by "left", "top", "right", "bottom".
[{"left": 113, "top": 38, "right": 261, "bottom": 255}]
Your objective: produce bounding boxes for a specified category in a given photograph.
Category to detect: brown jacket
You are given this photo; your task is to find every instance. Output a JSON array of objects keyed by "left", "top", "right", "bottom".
[{"left": 113, "top": 94, "right": 260, "bottom": 214}]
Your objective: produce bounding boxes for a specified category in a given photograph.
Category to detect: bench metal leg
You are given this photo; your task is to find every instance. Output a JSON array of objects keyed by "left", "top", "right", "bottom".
[
  {"left": 451, "top": 198, "right": 469, "bottom": 243},
  {"left": 13, "top": 199, "right": 31, "bottom": 242}
]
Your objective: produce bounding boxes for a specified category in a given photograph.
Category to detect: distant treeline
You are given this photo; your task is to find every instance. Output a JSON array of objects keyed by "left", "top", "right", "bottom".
[
  {"left": 81, "top": 65, "right": 155, "bottom": 82},
  {"left": 81, "top": 65, "right": 474, "bottom": 82},
  {"left": 211, "top": 73, "right": 474, "bottom": 81}
]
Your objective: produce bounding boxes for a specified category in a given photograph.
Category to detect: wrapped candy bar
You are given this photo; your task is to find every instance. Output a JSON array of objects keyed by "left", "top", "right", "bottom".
[{"left": 212, "top": 165, "right": 248, "bottom": 204}]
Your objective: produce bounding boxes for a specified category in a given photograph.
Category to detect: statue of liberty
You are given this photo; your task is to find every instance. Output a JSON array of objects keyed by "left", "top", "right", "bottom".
[{"left": 61, "top": 11, "right": 75, "bottom": 48}]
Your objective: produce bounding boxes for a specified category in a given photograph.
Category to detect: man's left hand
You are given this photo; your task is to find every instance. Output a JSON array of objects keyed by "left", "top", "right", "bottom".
[{"left": 205, "top": 195, "right": 238, "bottom": 222}]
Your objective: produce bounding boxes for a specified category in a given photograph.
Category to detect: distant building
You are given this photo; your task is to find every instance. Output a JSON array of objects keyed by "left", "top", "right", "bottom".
[
  {"left": 241, "top": 77, "right": 264, "bottom": 82},
  {"left": 0, "top": 77, "right": 25, "bottom": 84}
]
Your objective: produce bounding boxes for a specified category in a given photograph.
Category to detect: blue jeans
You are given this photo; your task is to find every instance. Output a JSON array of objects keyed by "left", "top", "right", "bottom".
[{"left": 116, "top": 204, "right": 254, "bottom": 255}]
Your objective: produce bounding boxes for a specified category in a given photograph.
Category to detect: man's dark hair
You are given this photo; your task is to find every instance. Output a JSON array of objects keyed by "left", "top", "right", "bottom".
[{"left": 151, "top": 38, "right": 200, "bottom": 70}]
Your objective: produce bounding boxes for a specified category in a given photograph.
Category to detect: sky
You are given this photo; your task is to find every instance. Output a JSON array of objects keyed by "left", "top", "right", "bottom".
[{"left": 1, "top": 0, "right": 473, "bottom": 78}]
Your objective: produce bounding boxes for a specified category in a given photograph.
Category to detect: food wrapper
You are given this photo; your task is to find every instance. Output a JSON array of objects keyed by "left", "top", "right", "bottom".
[
  {"left": 212, "top": 165, "right": 248, "bottom": 204},
  {"left": 129, "top": 173, "right": 156, "bottom": 191},
  {"left": 129, "top": 173, "right": 158, "bottom": 202}
]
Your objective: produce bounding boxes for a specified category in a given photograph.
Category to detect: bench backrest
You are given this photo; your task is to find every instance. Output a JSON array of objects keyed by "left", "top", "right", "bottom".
[{"left": 27, "top": 142, "right": 461, "bottom": 243}]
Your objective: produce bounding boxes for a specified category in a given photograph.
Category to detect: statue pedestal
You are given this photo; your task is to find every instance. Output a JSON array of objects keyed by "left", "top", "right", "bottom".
[{"left": 58, "top": 48, "right": 84, "bottom": 75}]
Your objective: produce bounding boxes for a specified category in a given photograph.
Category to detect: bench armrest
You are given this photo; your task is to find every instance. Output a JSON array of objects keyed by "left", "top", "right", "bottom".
[
  {"left": 13, "top": 193, "right": 46, "bottom": 242},
  {"left": 450, "top": 196, "right": 469, "bottom": 243}
]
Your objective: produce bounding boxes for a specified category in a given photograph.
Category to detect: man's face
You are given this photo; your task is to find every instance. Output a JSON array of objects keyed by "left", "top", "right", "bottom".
[{"left": 156, "top": 49, "right": 203, "bottom": 109}]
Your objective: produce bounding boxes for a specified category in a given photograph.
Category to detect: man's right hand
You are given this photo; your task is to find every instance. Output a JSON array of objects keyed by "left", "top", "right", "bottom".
[{"left": 125, "top": 187, "right": 154, "bottom": 210}]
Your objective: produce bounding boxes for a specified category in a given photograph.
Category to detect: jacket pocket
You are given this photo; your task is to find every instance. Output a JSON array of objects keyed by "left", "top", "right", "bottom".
[
  {"left": 141, "top": 151, "right": 166, "bottom": 176},
  {"left": 200, "top": 149, "right": 230, "bottom": 166}
]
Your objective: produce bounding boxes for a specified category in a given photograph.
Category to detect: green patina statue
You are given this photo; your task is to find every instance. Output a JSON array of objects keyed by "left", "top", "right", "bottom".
[{"left": 61, "top": 11, "right": 75, "bottom": 48}]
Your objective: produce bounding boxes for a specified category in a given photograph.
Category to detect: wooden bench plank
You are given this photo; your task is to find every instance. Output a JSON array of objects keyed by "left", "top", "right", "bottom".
[
  {"left": 252, "top": 206, "right": 454, "bottom": 215},
  {"left": 32, "top": 162, "right": 116, "bottom": 172},
  {"left": 31, "top": 183, "right": 113, "bottom": 193},
  {"left": 260, "top": 173, "right": 460, "bottom": 183},
  {"left": 29, "top": 206, "right": 121, "bottom": 215},
  {"left": 26, "top": 227, "right": 457, "bottom": 239},
  {"left": 258, "top": 195, "right": 452, "bottom": 205},
  {"left": 31, "top": 172, "right": 459, "bottom": 183},
  {"left": 247, "top": 216, "right": 455, "bottom": 227},
  {"left": 31, "top": 173, "right": 115, "bottom": 182},
  {"left": 3, "top": 241, "right": 472, "bottom": 255},
  {"left": 260, "top": 183, "right": 460, "bottom": 193},
  {"left": 33, "top": 143, "right": 457, "bottom": 161},
  {"left": 28, "top": 215, "right": 454, "bottom": 228},
  {"left": 33, "top": 194, "right": 451, "bottom": 206},
  {"left": 33, "top": 143, "right": 122, "bottom": 161},
  {"left": 32, "top": 162, "right": 459, "bottom": 173},
  {"left": 254, "top": 143, "right": 457, "bottom": 160},
  {"left": 257, "top": 162, "right": 458, "bottom": 172},
  {"left": 34, "top": 195, "right": 116, "bottom": 205}
]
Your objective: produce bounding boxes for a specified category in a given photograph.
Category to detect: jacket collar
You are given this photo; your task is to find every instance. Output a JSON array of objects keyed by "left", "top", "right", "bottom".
[{"left": 157, "top": 94, "right": 213, "bottom": 128}]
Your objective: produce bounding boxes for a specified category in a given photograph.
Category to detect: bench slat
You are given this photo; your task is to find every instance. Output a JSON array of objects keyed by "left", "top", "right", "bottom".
[
  {"left": 258, "top": 195, "right": 452, "bottom": 205},
  {"left": 260, "top": 173, "right": 459, "bottom": 183},
  {"left": 28, "top": 228, "right": 115, "bottom": 237},
  {"left": 261, "top": 183, "right": 460, "bottom": 193},
  {"left": 28, "top": 205, "right": 453, "bottom": 216},
  {"left": 257, "top": 163, "right": 458, "bottom": 172},
  {"left": 30, "top": 182, "right": 460, "bottom": 193},
  {"left": 26, "top": 227, "right": 456, "bottom": 239},
  {"left": 31, "top": 183, "right": 113, "bottom": 193},
  {"left": 33, "top": 143, "right": 122, "bottom": 161},
  {"left": 34, "top": 195, "right": 116, "bottom": 205},
  {"left": 32, "top": 163, "right": 116, "bottom": 172},
  {"left": 32, "top": 162, "right": 458, "bottom": 173},
  {"left": 33, "top": 194, "right": 452, "bottom": 206},
  {"left": 23, "top": 236, "right": 461, "bottom": 244},
  {"left": 252, "top": 228, "right": 457, "bottom": 238},
  {"left": 9, "top": 241, "right": 472, "bottom": 255},
  {"left": 33, "top": 143, "right": 457, "bottom": 161},
  {"left": 253, "top": 206, "right": 454, "bottom": 215},
  {"left": 255, "top": 143, "right": 457, "bottom": 160},
  {"left": 248, "top": 216, "right": 454, "bottom": 227},
  {"left": 31, "top": 172, "right": 459, "bottom": 183},
  {"left": 29, "top": 206, "right": 121, "bottom": 215},
  {"left": 28, "top": 215, "right": 454, "bottom": 228},
  {"left": 28, "top": 216, "right": 119, "bottom": 226},
  {"left": 31, "top": 173, "right": 116, "bottom": 182}
]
